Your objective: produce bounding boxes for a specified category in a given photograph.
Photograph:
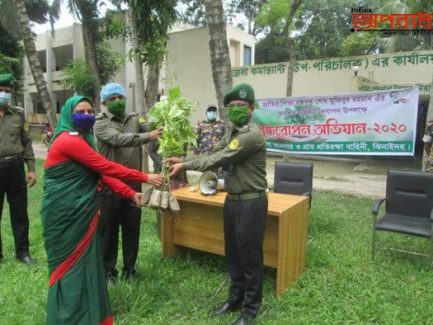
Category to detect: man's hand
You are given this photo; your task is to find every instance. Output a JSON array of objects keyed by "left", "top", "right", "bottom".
[
  {"left": 165, "top": 157, "right": 181, "bottom": 164},
  {"left": 27, "top": 172, "right": 36, "bottom": 187},
  {"left": 131, "top": 192, "right": 145, "bottom": 207},
  {"left": 149, "top": 127, "right": 163, "bottom": 140},
  {"left": 147, "top": 173, "right": 164, "bottom": 187},
  {"left": 169, "top": 163, "right": 183, "bottom": 177}
]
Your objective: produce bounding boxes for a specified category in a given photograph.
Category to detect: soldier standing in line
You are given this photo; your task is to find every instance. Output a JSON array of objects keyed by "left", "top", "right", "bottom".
[
  {"left": 94, "top": 83, "right": 163, "bottom": 282},
  {"left": 168, "top": 83, "right": 268, "bottom": 325},
  {"left": 0, "top": 73, "right": 37, "bottom": 265},
  {"left": 195, "top": 105, "right": 226, "bottom": 155}
]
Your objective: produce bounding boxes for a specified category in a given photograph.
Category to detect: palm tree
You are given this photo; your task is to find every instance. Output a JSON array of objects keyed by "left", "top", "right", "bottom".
[
  {"left": 204, "top": 0, "right": 232, "bottom": 122},
  {"left": 0, "top": 0, "right": 57, "bottom": 125}
]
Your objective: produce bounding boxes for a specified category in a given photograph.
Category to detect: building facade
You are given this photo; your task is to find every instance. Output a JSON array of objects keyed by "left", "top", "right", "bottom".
[{"left": 20, "top": 23, "right": 256, "bottom": 124}]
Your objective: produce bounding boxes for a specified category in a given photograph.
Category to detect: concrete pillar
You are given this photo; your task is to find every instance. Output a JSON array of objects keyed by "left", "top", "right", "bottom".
[{"left": 351, "top": 75, "right": 360, "bottom": 92}]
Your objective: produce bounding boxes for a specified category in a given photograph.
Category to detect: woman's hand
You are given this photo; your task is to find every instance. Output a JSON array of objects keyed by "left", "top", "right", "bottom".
[
  {"left": 131, "top": 192, "right": 145, "bottom": 207},
  {"left": 147, "top": 173, "right": 164, "bottom": 187}
]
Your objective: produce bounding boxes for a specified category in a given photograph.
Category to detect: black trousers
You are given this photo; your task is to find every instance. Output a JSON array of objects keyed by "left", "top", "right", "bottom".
[
  {"left": 0, "top": 157, "right": 30, "bottom": 259},
  {"left": 99, "top": 190, "right": 141, "bottom": 277},
  {"left": 223, "top": 195, "right": 268, "bottom": 317}
]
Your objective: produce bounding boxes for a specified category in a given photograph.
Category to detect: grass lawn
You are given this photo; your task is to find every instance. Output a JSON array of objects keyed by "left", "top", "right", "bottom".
[{"left": 0, "top": 160, "right": 432, "bottom": 324}]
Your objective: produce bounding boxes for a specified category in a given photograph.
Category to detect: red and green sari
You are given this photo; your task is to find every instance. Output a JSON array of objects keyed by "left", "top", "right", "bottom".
[
  {"left": 41, "top": 161, "right": 112, "bottom": 325},
  {"left": 41, "top": 96, "right": 111, "bottom": 325},
  {"left": 41, "top": 96, "right": 148, "bottom": 324}
]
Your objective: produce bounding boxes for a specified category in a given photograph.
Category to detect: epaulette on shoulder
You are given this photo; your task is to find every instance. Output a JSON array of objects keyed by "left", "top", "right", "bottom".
[
  {"left": 238, "top": 124, "right": 250, "bottom": 133},
  {"left": 96, "top": 112, "right": 106, "bottom": 119},
  {"left": 69, "top": 131, "right": 79, "bottom": 136}
]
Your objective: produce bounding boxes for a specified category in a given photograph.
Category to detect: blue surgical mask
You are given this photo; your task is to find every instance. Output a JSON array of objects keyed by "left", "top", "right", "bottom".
[
  {"left": 207, "top": 111, "right": 217, "bottom": 121},
  {"left": 72, "top": 113, "right": 96, "bottom": 132},
  {"left": 0, "top": 91, "right": 11, "bottom": 106}
]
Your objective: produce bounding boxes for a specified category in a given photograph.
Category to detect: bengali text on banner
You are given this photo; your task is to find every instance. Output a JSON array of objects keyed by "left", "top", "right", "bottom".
[{"left": 253, "top": 88, "right": 419, "bottom": 156}]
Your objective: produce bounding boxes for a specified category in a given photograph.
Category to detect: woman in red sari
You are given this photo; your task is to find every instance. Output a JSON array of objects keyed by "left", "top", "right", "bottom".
[{"left": 41, "top": 96, "right": 163, "bottom": 325}]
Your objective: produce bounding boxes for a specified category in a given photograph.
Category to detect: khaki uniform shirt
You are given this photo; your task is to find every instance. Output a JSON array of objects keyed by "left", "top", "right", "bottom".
[
  {"left": 94, "top": 111, "right": 150, "bottom": 173},
  {"left": 0, "top": 105, "right": 35, "bottom": 172},
  {"left": 182, "top": 122, "right": 267, "bottom": 194}
]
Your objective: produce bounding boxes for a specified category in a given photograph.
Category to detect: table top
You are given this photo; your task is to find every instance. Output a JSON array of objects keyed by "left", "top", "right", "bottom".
[{"left": 171, "top": 187, "right": 308, "bottom": 217}]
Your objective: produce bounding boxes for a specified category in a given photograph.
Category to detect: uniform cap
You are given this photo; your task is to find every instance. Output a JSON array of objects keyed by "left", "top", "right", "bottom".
[
  {"left": 223, "top": 83, "right": 255, "bottom": 107},
  {"left": 0, "top": 73, "right": 15, "bottom": 88},
  {"left": 100, "top": 83, "right": 126, "bottom": 102}
]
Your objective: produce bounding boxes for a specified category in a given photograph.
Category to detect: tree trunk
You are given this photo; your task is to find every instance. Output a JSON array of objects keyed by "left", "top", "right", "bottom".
[
  {"left": 285, "top": 0, "right": 302, "bottom": 97},
  {"left": 128, "top": 4, "right": 146, "bottom": 114},
  {"left": 204, "top": 0, "right": 232, "bottom": 122},
  {"left": 14, "top": 0, "right": 57, "bottom": 125},
  {"left": 75, "top": 0, "right": 101, "bottom": 113},
  {"left": 145, "top": 63, "right": 160, "bottom": 112},
  {"left": 139, "top": 63, "right": 161, "bottom": 174},
  {"left": 286, "top": 38, "right": 295, "bottom": 97}
]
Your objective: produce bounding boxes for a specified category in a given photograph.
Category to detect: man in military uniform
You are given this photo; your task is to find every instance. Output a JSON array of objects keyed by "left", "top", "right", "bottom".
[
  {"left": 195, "top": 105, "right": 226, "bottom": 155},
  {"left": 423, "top": 120, "right": 433, "bottom": 171},
  {"left": 168, "top": 83, "right": 268, "bottom": 325},
  {"left": 94, "top": 82, "right": 163, "bottom": 281},
  {"left": 0, "top": 73, "right": 37, "bottom": 265}
]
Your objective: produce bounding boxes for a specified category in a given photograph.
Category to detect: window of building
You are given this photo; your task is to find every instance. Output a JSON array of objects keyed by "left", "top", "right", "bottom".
[{"left": 243, "top": 46, "right": 252, "bottom": 66}]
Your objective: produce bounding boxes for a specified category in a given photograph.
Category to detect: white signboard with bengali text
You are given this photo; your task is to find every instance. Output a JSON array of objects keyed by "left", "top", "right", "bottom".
[{"left": 253, "top": 88, "right": 419, "bottom": 156}]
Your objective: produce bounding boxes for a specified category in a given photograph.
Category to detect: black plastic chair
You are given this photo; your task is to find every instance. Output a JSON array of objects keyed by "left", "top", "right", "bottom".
[
  {"left": 274, "top": 161, "right": 313, "bottom": 208},
  {"left": 372, "top": 169, "right": 433, "bottom": 263}
]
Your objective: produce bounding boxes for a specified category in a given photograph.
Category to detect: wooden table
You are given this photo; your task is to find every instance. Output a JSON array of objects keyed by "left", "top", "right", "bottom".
[{"left": 161, "top": 187, "right": 309, "bottom": 297}]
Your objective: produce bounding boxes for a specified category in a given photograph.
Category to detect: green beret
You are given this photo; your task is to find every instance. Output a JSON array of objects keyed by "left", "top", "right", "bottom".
[
  {"left": 0, "top": 73, "right": 15, "bottom": 88},
  {"left": 223, "top": 83, "right": 255, "bottom": 107}
]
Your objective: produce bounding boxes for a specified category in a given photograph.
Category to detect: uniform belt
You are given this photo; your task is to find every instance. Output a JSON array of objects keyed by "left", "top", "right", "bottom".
[
  {"left": 0, "top": 153, "right": 22, "bottom": 164},
  {"left": 228, "top": 191, "right": 266, "bottom": 201}
]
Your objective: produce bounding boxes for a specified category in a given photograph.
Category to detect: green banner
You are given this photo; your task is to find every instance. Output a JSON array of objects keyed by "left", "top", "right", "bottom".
[{"left": 255, "top": 88, "right": 419, "bottom": 156}]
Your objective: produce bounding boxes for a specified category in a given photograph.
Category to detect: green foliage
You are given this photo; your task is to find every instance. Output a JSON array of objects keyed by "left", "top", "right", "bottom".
[
  {"left": 129, "top": 0, "right": 177, "bottom": 65},
  {"left": 61, "top": 58, "right": 98, "bottom": 98},
  {"left": 96, "top": 42, "right": 123, "bottom": 85},
  {"left": 0, "top": 25, "right": 24, "bottom": 83},
  {"left": 295, "top": 0, "right": 357, "bottom": 60},
  {"left": 147, "top": 87, "right": 197, "bottom": 157},
  {"left": 340, "top": 32, "right": 381, "bottom": 57},
  {"left": 104, "top": 10, "right": 128, "bottom": 40},
  {"left": 226, "top": 0, "right": 267, "bottom": 36},
  {"left": 178, "top": 0, "right": 206, "bottom": 27},
  {"left": 256, "top": 0, "right": 291, "bottom": 33},
  {"left": 255, "top": 32, "right": 289, "bottom": 64},
  {"left": 61, "top": 43, "right": 122, "bottom": 97},
  {"left": 0, "top": 0, "right": 55, "bottom": 38}
]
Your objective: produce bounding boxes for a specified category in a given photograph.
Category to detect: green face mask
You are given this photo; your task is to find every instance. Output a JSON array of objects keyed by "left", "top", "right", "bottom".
[
  {"left": 108, "top": 99, "right": 126, "bottom": 117},
  {"left": 227, "top": 106, "right": 250, "bottom": 126}
]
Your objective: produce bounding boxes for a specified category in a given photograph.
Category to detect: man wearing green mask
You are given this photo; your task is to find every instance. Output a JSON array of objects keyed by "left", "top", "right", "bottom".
[
  {"left": 168, "top": 83, "right": 268, "bottom": 325},
  {"left": 94, "top": 83, "right": 163, "bottom": 282}
]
